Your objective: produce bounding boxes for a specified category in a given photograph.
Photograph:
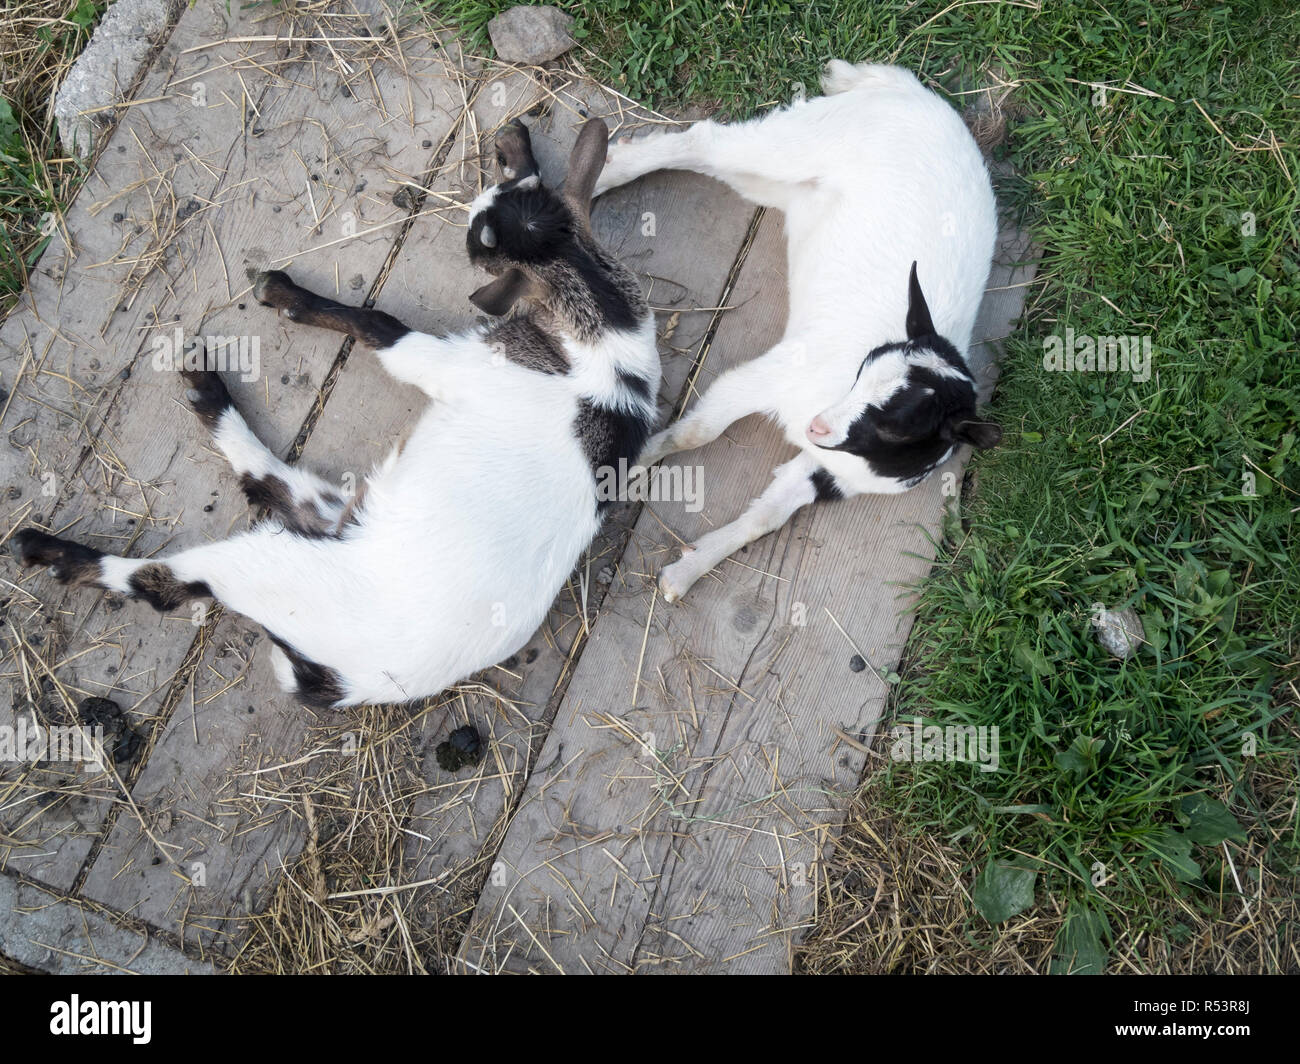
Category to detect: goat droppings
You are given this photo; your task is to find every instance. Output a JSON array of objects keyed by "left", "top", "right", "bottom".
[{"left": 436, "top": 725, "right": 484, "bottom": 772}]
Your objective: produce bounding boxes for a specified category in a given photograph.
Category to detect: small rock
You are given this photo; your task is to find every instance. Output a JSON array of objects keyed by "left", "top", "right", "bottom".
[
  {"left": 1092, "top": 607, "right": 1145, "bottom": 660},
  {"left": 54, "top": 0, "right": 180, "bottom": 159},
  {"left": 436, "top": 725, "right": 484, "bottom": 772},
  {"left": 487, "top": 5, "right": 576, "bottom": 65},
  {"left": 848, "top": 654, "right": 867, "bottom": 673},
  {"left": 392, "top": 186, "right": 417, "bottom": 210}
]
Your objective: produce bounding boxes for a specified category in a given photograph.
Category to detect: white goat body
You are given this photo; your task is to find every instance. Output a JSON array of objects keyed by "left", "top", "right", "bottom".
[
  {"left": 594, "top": 62, "right": 1000, "bottom": 600},
  {"left": 18, "top": 119, "right": 658, "bottom": 707}
]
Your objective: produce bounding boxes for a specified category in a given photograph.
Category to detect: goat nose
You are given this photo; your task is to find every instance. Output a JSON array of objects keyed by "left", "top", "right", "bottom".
[{"left": 807, "top": 415, "right": 831, "bottom": 439}]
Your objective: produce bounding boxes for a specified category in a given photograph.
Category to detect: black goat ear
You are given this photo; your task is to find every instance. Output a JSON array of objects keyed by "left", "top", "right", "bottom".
[
  {"left": 948, "top": 418, "right": 1003, "bottom": 449},
  {"left": 905, "top": 261, "right": 936, "bottom": 340},
  {"left": 562, "top": 118, "right": 610, "bottom": 225},
  {"left": 494, "top": 119, "right": 539, "bottom": 182},
  {"left": 469, "top": 269, "right": 535, "bottom": 316}
]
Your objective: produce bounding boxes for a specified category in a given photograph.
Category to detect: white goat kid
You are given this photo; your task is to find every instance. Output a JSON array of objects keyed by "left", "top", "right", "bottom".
[
  {"left": 596, "top": 62, "right": 1002, "bottom": 602},
  {"left": 17, "top": 118, "right": 659, "bottom": 708}
]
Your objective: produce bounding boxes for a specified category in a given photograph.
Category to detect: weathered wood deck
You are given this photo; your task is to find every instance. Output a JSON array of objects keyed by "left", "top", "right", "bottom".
[{"left": 0, "top": 1, "right": 1033, "bottom": 974}]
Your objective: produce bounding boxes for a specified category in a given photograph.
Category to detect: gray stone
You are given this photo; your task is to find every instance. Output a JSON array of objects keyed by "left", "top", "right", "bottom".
[
  {"left": 488, "top": 5, "right": 577, "bottom": 65},
  {"left": 1092, "top": 607, "right": 1145, "bottom": 660},
  {"left": 54, "top": 0, "right": 182, "bottom": 160},
  {"left": 0, "top": 870, "right": 215, "bottom": 974}
]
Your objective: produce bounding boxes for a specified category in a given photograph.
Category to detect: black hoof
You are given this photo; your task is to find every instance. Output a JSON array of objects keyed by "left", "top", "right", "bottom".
[
  {"left": 12, "top": 529, "right": 103, "bottom": 585},
  {"left": 181, "top": 366, "right": 232, "bottom": 430},
  {"left": 253, "top": 269, "right": 301, "bottom": 309}
]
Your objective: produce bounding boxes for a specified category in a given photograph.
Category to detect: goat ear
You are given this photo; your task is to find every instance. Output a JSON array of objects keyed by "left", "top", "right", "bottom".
[
  {"left": 469, "top": 269, "right": 535, "bottom": 316},
  {"left": 905, "top": 261, "right": 936, "bottom": 340},
  {"left": 494, "top": 118, "right": 539, "bottom": 182},
  {"left": 948, "top": 418, "right": 1002, "bottom": 450},
  {"left": 562, "top": 118, "right": 610, "bottom": 224}
]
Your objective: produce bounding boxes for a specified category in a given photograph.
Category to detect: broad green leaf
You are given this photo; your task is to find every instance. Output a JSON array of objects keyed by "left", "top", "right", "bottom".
[
  {"left": 1178, "top": 795, "right": 1246, "bottom": 846},
  {"left": 1050, "top": 906, "right": 1110, "bottom": 975},
  {"left": 0, "top": 97, "right": 19, "bottom": 147},
  {"left": 972, "top": 857, "right": 1036, "bottom": 924},
  {"left": 1014, "top": 643, "right": 1055, "bottom": 677},
  {"left": 1149, "top": 827, "right": 1202, "bottom": 883},
  {"left": 1054, "top": 734, "right": 1106, "bottom": 780}
]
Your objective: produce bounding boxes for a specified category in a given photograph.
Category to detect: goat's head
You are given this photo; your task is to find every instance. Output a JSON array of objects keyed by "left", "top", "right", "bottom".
[
  {"left": 806, "top": 263, "right": 1001, "bottom": 482},
  {"left": 465, "top": 117, "right": 643, "bottom": 335}
]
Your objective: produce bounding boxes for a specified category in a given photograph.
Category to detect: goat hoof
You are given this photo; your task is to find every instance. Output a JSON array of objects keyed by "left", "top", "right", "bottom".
[
  {"left": 181, "top": 369, "right": 232, "bottom": 429},
  {"left": 11, "top": 529, "right": 102, "bottom": 584},
  {"left": 657, "top": 565, "right": 689, "bottom": 604},
  {"left": 253, "top": 270, "right": 297, "bottom": 309}
]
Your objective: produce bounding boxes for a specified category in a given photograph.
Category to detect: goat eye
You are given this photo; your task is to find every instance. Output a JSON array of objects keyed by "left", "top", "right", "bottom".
[
  {"left": 496, "top": 150, "right": 507, "bottom": 168},
  {"left": 479, "top": 223, "right": 497, "bottom": 248}
]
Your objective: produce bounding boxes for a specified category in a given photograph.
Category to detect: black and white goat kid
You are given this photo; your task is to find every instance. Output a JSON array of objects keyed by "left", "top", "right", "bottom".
[
  {"left": 16, "top": 119, "right": 658, "bottom": 708},
  {"left": 595, "top": 62, "right": 1003, "bottom": 601}
]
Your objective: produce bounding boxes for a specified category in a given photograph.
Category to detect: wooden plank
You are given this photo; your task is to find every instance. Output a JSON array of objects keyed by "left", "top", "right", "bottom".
[
  {"left": 459, "top": 205, "right": 1036, "bottom": 972},
  {"left": 456, "top": 210, "right": 788, "bottom": 973},
  {"left": 71, "top": 15, "right": 477, "bottom": 949},
  {"left": 0, "top": 869, "right": 216, "bottom": 974},
  {"left": 636, "top": 223, "right": 1036, "bottom": 973},
  {"left": 1, "top": 0, "right": 319, "bottom": 891}
]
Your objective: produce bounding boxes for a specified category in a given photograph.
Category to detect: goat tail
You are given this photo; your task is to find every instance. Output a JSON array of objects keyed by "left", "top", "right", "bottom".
[{"left": 820, "top": 60, "right": 916, "bottom": 97}]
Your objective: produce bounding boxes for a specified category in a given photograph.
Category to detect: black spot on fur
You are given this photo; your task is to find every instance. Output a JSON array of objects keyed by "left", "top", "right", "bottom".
[
  {"left": 487, "top": 318, "right": 569, "bottom": 374},
  {"left": 557, "top": 239, "right": 644, "bottom": 333},
  {"left": 810, "top": 468, "right": 843, "bottom": 501},
  {"left": 468, "top": 186, "right": 571, "bottom": 264},
  {"left": 267, "top": 633, "right": 346, "bottom": 709},
  {"left": 616, "top": 368, "right": 652, "bottom": 404},
  {"left": 127, "top": 564, "right": 213, "bottom": 612},
  {"left": 468, "top": 186, "right": 647, "bottom": 339},
  {"left": 13, "top": 529, "right": 104, "bottom": 586},
  {"left": 829, "top": 344, "right": 983, "bottom": 484},
  {"left": 239, "top": 473, "right": 338, "bottom": 537},
  {"left": 574, "top": 399, "right": 654, "bottom": 512},
  {"left": 239, "top": 472, "right": 291, "bottom": 512}
]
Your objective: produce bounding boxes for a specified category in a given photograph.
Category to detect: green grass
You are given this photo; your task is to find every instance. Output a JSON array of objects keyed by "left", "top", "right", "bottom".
[
  {"left": 1, "top": 0, "right": 104, "bottom": 313},
  {"left": 440, "top": 0, "right": 1300, "bottom": 971}
]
